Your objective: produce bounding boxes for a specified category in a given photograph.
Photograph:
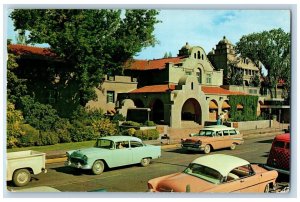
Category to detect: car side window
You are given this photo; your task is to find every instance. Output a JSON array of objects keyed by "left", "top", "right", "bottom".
[
  {"left": 229, "top": 130, "right": 237, "bottom": 135},
  {"left": 223, "top": 130, "right": 229, "bottom": 136},
  {"left": 274, "top": 141, "right": 285, "bottom": 148},
  {"left": 215, "top": 131, "right": 222, "bottom": 137},
  {"left": 116, "top": 141, "right": 129, "bottom": 149},
  {"left": 130, "top": 141, "right": 144, "bottom": 148}
]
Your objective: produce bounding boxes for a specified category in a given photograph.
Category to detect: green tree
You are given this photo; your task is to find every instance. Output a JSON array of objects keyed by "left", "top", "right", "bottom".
[
  {"left": 7, "top": 53, "right": 27, "bottom": 104},
  {"left": 10, "top": 9, "right": 160, "bottom": 105},
  {"left": 163, "top": 52, "right": 168, "bottom": 58},
  {"left": 236, "top": 28, "right": 290, "bottom": 98}
]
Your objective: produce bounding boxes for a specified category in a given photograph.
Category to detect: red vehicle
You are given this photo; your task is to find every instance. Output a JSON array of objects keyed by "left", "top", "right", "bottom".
[{"left": 265, "top": 133, "right": 290, "bottom": 175}]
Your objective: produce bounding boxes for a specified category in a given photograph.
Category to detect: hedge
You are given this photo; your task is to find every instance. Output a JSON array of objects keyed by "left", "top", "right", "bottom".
[
  {"left": 228, "top": 95, "right": 258, "bottom": 122},
  {"left": 134, "top": 129, "right": 159, "bottom": 140}
]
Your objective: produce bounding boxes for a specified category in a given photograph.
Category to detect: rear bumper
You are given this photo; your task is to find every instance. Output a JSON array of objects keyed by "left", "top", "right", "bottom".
[{"left": 263, "top": 165, "right": 290, "bottom": 175}]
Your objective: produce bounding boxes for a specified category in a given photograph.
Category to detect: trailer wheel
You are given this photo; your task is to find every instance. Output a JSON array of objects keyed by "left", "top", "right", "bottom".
[{"left": 13, "top": 169, "right": 31, "bottom": 187}]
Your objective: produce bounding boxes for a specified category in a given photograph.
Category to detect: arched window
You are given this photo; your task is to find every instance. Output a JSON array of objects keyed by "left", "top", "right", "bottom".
[
  {"left": 196, "top": 68, "right": 202, "bottom": 84},
  {"left": 197, "top": 51, "right": 200, "bottom": 59},
  {"left": 194, "top": 53, "right": 196, "bottom": 58},
  {"left": 202, "top": 54, "right": 204, "bottom": 60},
  {"left": 191, "top": 82, "right": 194, "bottom": 90}
]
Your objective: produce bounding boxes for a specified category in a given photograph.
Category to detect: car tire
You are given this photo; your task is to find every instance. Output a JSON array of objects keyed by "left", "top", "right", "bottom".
[
  {"left": 92, "top": 160, "right": 104, "bottom": 175},
  {"left": 264, "top": 184, "right": 270, "bottom": 193},
  {"left": 230, "top": 143, "right": 236, "bottom": 150},
  {"left": 141, "top": 158, "right": 151, "bottom": 167},
  {"left": 13, "top": 169, "right": 31, "bottom": 187},
  {"left": 204, "top": 145, "right": 211, "bottom": 154}
]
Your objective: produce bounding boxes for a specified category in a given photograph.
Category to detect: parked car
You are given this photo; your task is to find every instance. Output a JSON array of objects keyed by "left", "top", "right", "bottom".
[
  {"left": 147, "top": 154, "right": 278, "bottom": 193},
  {"left": 181, "top": 125, "right": 244, "bottom": 154},
  {"left": 265, "top": 133, "right": 290, "bottom": 175},
  {"left": 7, "top": 150, "right": 47, "bottom": 187},
  {"left": 65, "top": 136, "right": 161, "bottom": 175}
]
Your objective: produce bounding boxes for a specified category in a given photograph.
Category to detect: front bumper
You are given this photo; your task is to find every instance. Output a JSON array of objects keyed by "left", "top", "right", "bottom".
[
  {"left": 181, "top": 144, "right": 204, "bottom": 151},
  {"left": 65, "top": 161, "right": 91, "bottom": 169}
]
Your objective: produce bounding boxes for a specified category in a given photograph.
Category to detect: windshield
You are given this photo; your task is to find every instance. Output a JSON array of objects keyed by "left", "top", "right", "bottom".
[
  {"left": 183, "top": 163, "right": 222, "bottom": 184},
  {"left": 195, "top": 130, "right": 215, "bottom": 137},
  {"left": 95, "top": 139, "right": 114, "bottom": 149}
]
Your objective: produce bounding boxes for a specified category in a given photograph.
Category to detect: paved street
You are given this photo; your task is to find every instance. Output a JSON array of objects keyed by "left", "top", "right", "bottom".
[{"left": 6, "top": 134, "right": 289, "bottom": 193}]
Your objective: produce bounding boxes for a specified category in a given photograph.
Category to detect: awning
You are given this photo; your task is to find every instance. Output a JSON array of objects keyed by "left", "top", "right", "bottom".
[
  {"left": 209, "top": 101, "right": 218, "bottom": 109},
  {"left": 222, "top": 102, "right": 230, "bottom": 109},
  {"left": 237, "top": 104, "right": 244, "bottom": 109}
]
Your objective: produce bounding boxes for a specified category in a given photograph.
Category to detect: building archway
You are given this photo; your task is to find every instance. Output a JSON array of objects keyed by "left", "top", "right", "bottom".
[
  {"left": 181, "top": 98, "right": 202, "bottom": 124},
  {"left": 151, "top": 99, "right": 164, "bottom": 124},
  {"left": 133, "top": 99, "right": 144, "bottom": 108}
]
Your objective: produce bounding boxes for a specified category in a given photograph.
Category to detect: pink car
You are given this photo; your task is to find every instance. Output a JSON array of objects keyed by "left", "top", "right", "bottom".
[{"left": 148, "top": 154, "right": 278, "bottom": 193}]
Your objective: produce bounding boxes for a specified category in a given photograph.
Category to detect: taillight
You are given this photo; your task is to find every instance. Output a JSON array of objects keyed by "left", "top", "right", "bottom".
[{"left": 147, "top": 182, "right": 154, "bottom": 190}]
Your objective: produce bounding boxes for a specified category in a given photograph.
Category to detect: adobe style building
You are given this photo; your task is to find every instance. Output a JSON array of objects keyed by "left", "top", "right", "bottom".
[{"left": 8, "top": 37, "right": 289, "bottom": 127}]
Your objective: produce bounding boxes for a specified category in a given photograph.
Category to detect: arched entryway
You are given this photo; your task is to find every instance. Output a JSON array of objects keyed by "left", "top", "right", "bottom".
[
  {"left": 133, "top": 99, "right": 144, "bottom": 108},
  {"left": 151, "top": 99, "right": 164, "bottom": 124},
  {"left": 181, "top": 98, "right": 202, "bottom": 124}
]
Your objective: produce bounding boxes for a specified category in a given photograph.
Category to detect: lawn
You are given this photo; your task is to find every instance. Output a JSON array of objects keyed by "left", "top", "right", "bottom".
[{"left": 7, "top": 140, "right": 95, "bottom": 153}]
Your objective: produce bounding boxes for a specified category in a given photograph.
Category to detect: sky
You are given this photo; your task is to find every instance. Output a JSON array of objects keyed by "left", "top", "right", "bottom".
[{"left": 6, "top": 9, "right": 290, "bottom": 60}]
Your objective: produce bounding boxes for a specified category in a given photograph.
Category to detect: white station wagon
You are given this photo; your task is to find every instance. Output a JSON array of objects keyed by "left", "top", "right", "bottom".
[{"left": 181, "top": 125, "right": 244, "bottom": 154}]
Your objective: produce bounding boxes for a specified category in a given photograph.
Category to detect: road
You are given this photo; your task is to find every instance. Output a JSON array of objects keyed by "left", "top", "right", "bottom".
[{"left": 7, "top": 135, "right": 289, "bottom": 192}]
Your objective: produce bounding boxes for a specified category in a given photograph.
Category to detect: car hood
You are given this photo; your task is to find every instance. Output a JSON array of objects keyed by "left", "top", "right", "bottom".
[
  {"left": 70, "top": 147, "right": 109, "bottom": 158},
  {"left": 152, "top": 172, "right": 217, "bottom": 192}
]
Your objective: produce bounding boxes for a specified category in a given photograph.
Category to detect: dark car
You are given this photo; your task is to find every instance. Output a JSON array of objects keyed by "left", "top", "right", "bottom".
[{"left": 265, "top": 133, "right": 290, "bottom": 175}]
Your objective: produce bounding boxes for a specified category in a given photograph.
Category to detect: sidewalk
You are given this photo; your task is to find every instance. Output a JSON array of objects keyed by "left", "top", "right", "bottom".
[{"left": 45, "top": 126, "right": 287, "bottom": 164}]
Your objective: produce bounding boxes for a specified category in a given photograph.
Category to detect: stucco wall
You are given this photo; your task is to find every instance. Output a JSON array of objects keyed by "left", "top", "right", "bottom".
[{"left": 229, "top": 120, "right": 273, "bottom": 130}]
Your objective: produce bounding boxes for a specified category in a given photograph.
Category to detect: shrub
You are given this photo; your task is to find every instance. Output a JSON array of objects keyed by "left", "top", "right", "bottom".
[
  {"left": 19, "top": 96, "right": 60, "bottom": 131},
  {"left": 92, "top": 118, "right": 118, "bottom": 137},
  {"left": 37, "top": 131, "right": 59, "bottom": 146},
  {"left": 53, "top": 118, "right": 72, "bottom": 143},
  {"left": 69, "top": 121, "right": 96, "bottom": 142},
  {"left": 122, "top": 121, "right": 141, "bottom": 127},
  {"left": 134, "top": 129, "right": 159, "bottom": 140},
  {"left": 144, "top": 120, "right": 156, "bottom": 126},
  {"left": 19, "top": 124, "right": 40, "bottom": 147},
  {"left": 122, "top": 128, "right": 136, "bottom": 136},
  {"left": 7, "top": 102, "right": 25, "bottom": 148}
]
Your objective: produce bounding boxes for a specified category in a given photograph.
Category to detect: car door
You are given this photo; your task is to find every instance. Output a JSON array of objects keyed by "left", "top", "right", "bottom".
[
  {"left": 110, "top": 141, "right": 133, "bottom": 167},
  {"left": 222, "top": 129, "right": 233, "bottom": 148},
  {"left": 211, "top": 130, "right": 224, "bottom": 149},
  {"left": 130, "top": 140, "right": 147, "bottom": 164}
]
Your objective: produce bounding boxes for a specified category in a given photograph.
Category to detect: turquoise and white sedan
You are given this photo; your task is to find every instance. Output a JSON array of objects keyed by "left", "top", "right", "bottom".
[{"left": 65, "top": 136, "right": 161, "bottom": 175}]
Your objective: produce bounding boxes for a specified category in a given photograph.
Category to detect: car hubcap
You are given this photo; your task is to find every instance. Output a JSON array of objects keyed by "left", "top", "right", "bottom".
[{"left": 18, "top": 172, "right": 28, "bottom": 183}]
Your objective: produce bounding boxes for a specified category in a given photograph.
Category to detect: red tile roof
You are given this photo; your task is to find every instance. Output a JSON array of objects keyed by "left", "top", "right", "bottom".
[
  {"left": 125, "top": 57, "right": 184, "bottom": 71},
  {"left": 8, "top": 44, "right": 56, "bottom": 57},
  {"left": 130, "top": 84, "right": 176, "bottom": 93},
  {"left": 201, "top": 86, "right": 247, "bottom": 95}
]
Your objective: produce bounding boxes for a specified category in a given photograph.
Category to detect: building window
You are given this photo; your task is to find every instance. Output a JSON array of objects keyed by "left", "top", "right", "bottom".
[
  {"left": 107, "top": 91, "right": 115, "bottom": 103},
  {"left": 202, "top": 54, "right": 204, "bottom": 60},
  {"left": 196, "top": 69, "right": 202, "bottom": 84},
  {"left": 197, "top": 51, "right": 200, "bottom": 59},
  {"left": 185, "top": 71, "right": 192, "bottom": 75},
  {"left": 206, "top": 74, "right": 212, "bottom": 84},
  {"left": 191, "top": 82, "right": 194, "bottom": 90},
  {"left": 194, "top": 53, "right": 196, "bottom": 58}
]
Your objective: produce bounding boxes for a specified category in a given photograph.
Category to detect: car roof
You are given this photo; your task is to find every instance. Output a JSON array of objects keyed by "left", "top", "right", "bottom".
[
  {"left": 191, "top": 154, "right": 250, "bottom": 177},
  {"left": 274, "top": 133, "right": 290, "bottom": 142},
  {"left": 201, "top": 125, "right": 236, "bottom": 131},
  {"left": 99, "top": 136, "right": 142, "bottom": 142}
]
